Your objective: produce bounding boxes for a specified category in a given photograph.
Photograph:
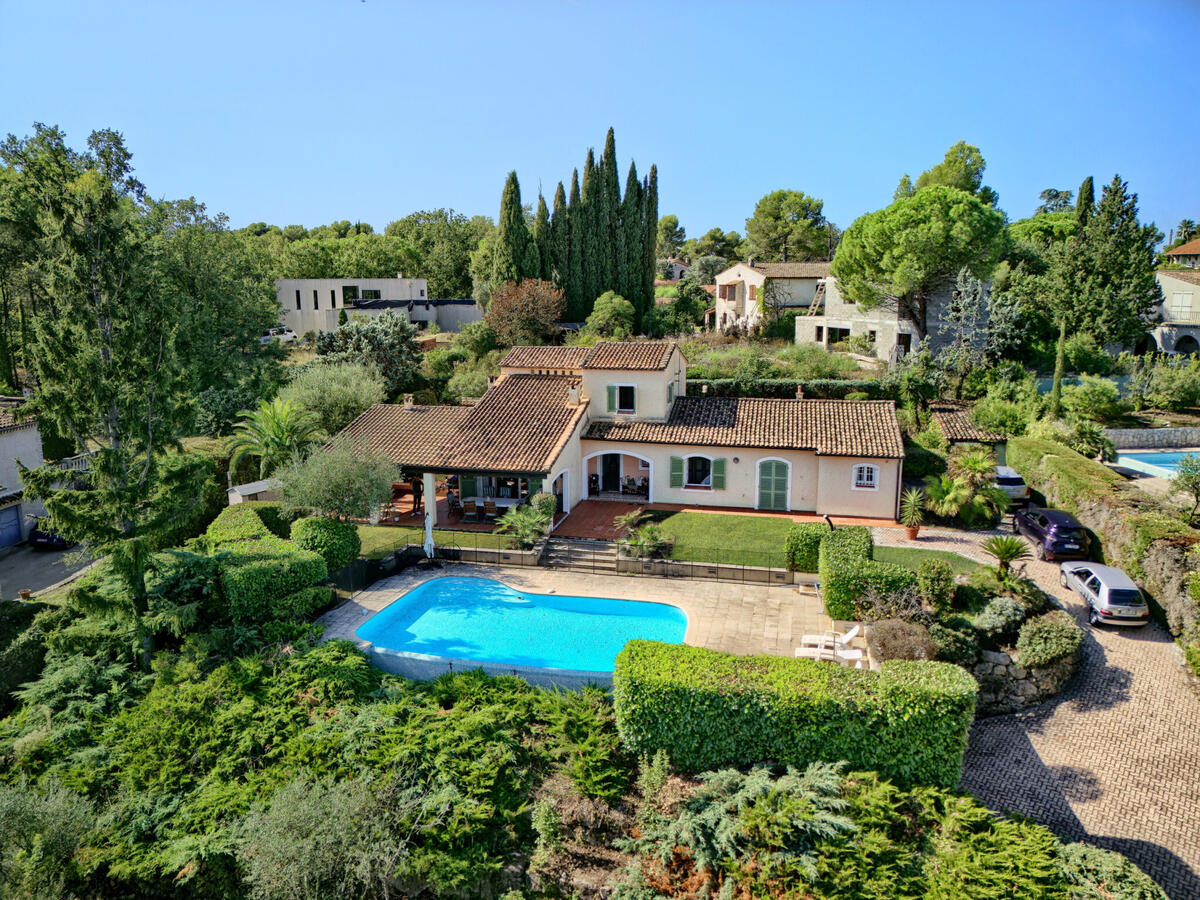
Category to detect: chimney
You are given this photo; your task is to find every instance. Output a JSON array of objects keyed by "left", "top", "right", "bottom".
[
  {"left": 403, "top": 393, "right": 415, "bottom": 409},
  {"left": 795, "top": 385, "right": 805, "bottom": 399},
  {"left": 567, "top": 385, "right": 580, "bottom": 406},
  {"left": 748, "top": 256, "right": 755, "bottom": 267}
]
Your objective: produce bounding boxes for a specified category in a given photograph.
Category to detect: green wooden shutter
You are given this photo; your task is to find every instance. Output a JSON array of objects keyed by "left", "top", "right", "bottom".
[
  {"left": 606, "top": 385, "right": 617, "bottom": 412},
  {"left": 460, "top": 474, "right": 477, "bottom": 497},
  {"left": 669, "top": 456, "right": 684, "bottom": 488},
  {"left": 758, "top": 462, "right": 771, "bottom": 502},
  {"left": 528, "top": 478, "right": 543, "bottom": 495},
  {"left": 711, "top": 458, "right": 726, "bottom": 490},
  {"left": 667, "top": 382, "right": 675, "bottom": 403}
]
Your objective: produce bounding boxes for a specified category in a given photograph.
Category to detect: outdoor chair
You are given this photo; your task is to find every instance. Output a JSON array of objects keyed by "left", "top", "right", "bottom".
[
  {"left": 794, "top": 644, "right": 866, "bottom": 668},
  {"left": 463, "top": 500, "right": 478, "bottom": 520},
  {"left": 484, "top": 500, "right": 498, "bottom": 519},
  {"left": 799, "top": 624, "right": 860, "bottom": 650}
]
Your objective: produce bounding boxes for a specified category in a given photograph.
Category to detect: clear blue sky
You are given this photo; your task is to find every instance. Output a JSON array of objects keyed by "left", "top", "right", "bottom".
[{"left": 3, "top": 0, "right": 1196, "bottom": 242}]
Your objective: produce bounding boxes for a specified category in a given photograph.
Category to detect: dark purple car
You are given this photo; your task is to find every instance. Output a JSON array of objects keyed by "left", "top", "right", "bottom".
[{"left": 1012, "top": 507, "right": 1091, "bottom": 561}]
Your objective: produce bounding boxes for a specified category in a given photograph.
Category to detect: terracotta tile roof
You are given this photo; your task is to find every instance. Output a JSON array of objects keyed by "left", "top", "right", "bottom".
[
  {"left": 582, "top": 341, "right": 676, "bottom": 370},
  {"left": 0, "top": 407, "right": 35, "bottom": 434},
  {"left": 747, "top": 260, "right": 831, "bottom": 278},
  {"left": 337, "top": 404, "right": 472, "bottom": 467},
  {"left": 500, "top": 345, "right": 590, "bottom": 369},
  {"left": 336, "top": 375, "right": 586, "bottom": 474},
  {"left": 932, "top": 409, "right": 1006, "bottom": 444},
  {"left": 1159, "top": 268, "right": 1200, "bottom": 287},
  {"left": 586, "top": 397, "right": 904, "bottom": 458},
  {"left": 1165, "top": 238, "right": 1200, "bottom": 256}
]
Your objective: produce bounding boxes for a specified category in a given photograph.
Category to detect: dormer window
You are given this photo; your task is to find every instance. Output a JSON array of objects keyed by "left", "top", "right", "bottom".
[{"left": 608, "top": 384, "right": 636, "bottom": 415}]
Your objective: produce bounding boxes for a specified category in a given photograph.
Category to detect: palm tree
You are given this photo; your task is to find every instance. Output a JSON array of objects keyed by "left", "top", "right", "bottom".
[
  {"left": 948, "top": 447, "right": 996, "bottom": 490},
  {"left": 228, "top": 398, "right": 321, "bottom": 478},
  {"left": 922, "top": 474, "right": 972, "bottom": 519},
  {"left": 981, "top": 535, "right": 1031, "bottom": 576},
  {"left": 1175, "top": 219, "right": 1198, "bottom": 245}
]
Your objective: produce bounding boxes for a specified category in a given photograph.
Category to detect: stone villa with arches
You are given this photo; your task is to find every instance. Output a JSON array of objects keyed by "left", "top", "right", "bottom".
[{"left": 337, "top": 341, "right": 904, "bottom": 526}]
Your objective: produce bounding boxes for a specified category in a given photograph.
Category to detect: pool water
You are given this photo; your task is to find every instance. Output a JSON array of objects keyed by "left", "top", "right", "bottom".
[
  {"left": 1117, "top": 450, "right": 1193, "bottom": 477},
  {"left": 356, "top": 576, "right": 688, "bottom": 672}
]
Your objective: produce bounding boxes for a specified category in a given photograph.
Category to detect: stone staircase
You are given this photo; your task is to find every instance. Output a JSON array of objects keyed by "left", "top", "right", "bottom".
[{"left": 541, "top": 537, "right": 620, "bottom": 573}]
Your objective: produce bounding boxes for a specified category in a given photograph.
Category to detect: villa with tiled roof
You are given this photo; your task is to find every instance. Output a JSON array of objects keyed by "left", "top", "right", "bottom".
[
  {"left": 337, "top": 341, "right": 905, "bottom": 522},
  {"left": 713, "top": 259, "right": 832, "bottom": 330}
]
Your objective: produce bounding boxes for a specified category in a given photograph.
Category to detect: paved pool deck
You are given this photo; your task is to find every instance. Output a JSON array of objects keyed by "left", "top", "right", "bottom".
[{"left": 317, "top": 562, "right": 839, "bottom": 674}]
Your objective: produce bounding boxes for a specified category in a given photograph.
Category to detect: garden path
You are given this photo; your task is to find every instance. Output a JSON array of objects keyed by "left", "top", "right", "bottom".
[{"left": 874, "top": 525, "right": 1200, "bottom": 900}]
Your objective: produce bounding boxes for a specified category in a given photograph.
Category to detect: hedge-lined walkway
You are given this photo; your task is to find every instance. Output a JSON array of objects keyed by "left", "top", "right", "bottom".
[{"left": 874, "top": 526, "right": 1200, "bottom": 899}]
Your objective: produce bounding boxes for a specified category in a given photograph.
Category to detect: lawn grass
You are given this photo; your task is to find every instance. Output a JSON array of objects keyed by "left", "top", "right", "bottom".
[
  {"left": 647, "top": 511, "right": 794, "bottom": 568},
  {"left": 871, "top": 545, "right": 980, "bottom": 576},
  {"left": 356, "top": 525, "right": 514, "bottom": 559}
]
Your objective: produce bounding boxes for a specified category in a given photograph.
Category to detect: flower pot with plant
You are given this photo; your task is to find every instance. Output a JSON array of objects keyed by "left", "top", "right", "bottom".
[{"left": 899, "top": 488, "right": 926, "bottom": 540}]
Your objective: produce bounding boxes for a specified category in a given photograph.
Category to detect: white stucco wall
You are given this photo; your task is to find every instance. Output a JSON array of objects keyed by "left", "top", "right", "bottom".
[
  {"left": 581, "top": 347, "right": 686, "bottom": 423},
  {"left": 276, "top": 277, "right": 429, "bottom": 335},
  {"left": 0, "top": 422, "right": 46, "bottom": 540}
]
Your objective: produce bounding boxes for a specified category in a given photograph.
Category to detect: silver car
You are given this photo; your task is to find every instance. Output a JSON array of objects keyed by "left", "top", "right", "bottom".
[
  {"left": 993, "top": 465, "right": 1030, "bottom": 505},
  {"left": 1059, "top": 562, "right": 1150, "bottom": 627}
]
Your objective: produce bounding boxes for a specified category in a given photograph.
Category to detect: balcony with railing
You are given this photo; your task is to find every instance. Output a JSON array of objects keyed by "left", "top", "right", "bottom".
[{"left": 1162, "top": 307, "right": 1200, "bottom": 325}]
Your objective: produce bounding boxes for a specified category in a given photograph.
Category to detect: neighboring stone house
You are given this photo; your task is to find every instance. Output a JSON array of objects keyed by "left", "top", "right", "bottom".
[
  {"left": 1149, "top": 269, "right": 1200, "bottom": 355},
  {"left": 338, "top": 340, "right": 905, "bottom": 522},
  {"left": 662, "top": 257, "right": 690, "bottom": 280},
  {"left": 712, "top": 260, "right": 831, "bottom": 329},
  {"left": 275, "top": 276, "right": 481, "bottom": 336},
  {"left": 795, "top": 276, "right": 976, "bottom": 362},
  {"left": 1164, "top": 237, "right": 1200, "bottom": 269},
  {"left": 0, "top": 403, "right": 45, "bottom": 548}
]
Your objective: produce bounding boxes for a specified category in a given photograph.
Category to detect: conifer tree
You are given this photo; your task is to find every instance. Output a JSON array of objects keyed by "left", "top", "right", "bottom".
[
  {"left": 493, "top": 170, "right": 531, "bottom": 285},
  {"left": 641, "top": 164, "right": 659, "bottom": 319},
  {"left": 580, "top": 149, "right": 601, "bottom": 317},
  {"left": 1076, "top": 176, "right": 1094, "bottom": 227},
  {"left": 566, "top": 170, "right": 584, "bottom": 320},
  {"left": 550, "top": 181, "right": 568, "bottom": 285},
  {"left": 600, "top": 127, "right": 622, "bottom": 293},
  {"left": 533, "top": 193, "right": 551, "bottom": 280},
  {"left": 620, "top": 161, "right": 643, "bottom": 317}
]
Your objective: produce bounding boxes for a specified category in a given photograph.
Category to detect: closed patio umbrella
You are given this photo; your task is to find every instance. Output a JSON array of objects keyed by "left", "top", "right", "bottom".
[{"left": 423, "top": 512, "right": 435, "bottom": 559}]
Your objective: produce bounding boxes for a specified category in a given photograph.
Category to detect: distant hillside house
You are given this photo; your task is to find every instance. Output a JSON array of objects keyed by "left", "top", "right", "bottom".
[
  {"left": 337, "top": 340, "right": 905, "bottom": 523},
  {"left": 663, "top": 257, "right": 690, "bottom": 280},
  {"left": 275, "top": 276, "right": 481, "bottom": 336},
  {"left": 1165, "top": 238, "right": 1200, "bottom": 269},
  {"left": 1150, "top": 270, "right": 1200, "bottom": 356},
  {"left": 713, "top": 260, "right": 831, "bottom": 329}
]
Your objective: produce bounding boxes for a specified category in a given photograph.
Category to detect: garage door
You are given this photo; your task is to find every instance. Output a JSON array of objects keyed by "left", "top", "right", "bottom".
[{"left": 0, "top": 506, "right": 20, "bottom": 548}]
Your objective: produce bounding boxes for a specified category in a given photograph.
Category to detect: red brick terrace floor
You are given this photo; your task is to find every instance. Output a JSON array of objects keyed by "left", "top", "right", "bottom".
[{"left": 552, "top": 499, "right": 898, "bottom": 541}]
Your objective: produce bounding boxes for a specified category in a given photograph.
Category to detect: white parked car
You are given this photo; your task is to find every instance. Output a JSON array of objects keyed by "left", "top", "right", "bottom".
[
  {"left": 1059, "top": 562, "right": 1151, "bottom": 627},
  {"left": 259, "top": 326, "right": 298, "bottom": 346},
  {"left": 993, "top": 465, "right": 1030, "bottom": 505}
]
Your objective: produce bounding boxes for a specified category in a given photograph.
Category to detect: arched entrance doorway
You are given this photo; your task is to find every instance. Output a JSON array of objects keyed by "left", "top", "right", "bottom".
[{"left": 1175, "top": 334, "right": 1200, "bottom": 356}]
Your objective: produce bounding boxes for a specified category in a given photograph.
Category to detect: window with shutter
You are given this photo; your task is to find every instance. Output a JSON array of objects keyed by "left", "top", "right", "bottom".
[
  {"left": 711, "top": 458, "right": 726, "bottom": 489},
  {"left": 607, "top": 385, "right": 617, "bottom": 412},
  {"left": 669, "top": 456, "right": 684, "bottom": 488}
]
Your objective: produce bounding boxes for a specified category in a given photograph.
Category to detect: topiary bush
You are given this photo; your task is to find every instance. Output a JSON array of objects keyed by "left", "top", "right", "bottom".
[
  {"left": 612, "top": 640, "right": 978, "bottom": 788},
  {"left": 239, "top": 501, "right": 296, "bottom": 539},
  {"left": 219, "top": 540, "right": 328, "bottom": 624},
  {"left": 1015, "top": 610, "right": 1084, "bottom": 669},
  {"left": 867, "top": 619, "right": 937, "bottom": 661},
  {"left": 277, "top": 585, "right": 336, "bottom": 619},
  {"left": 206, "top": 503, "right": 276, "bottom": 545},
  {"left": 784, "top": 523, "right": 828, "bottom": 572},
  {"left": 929, "top": 617, "right": 980, "bottom": 666},
  {"left": 974, "top": 596, "right": 1029, "bottom": 644},
  {"left": 917, "top": 558, "right": 956, "bottom": 614},
  {"left": 817, "top": 527, "right": 918, "bottom": 620},
  {"left": 290, "top": 517, "right": 362, "bottom": 573}
]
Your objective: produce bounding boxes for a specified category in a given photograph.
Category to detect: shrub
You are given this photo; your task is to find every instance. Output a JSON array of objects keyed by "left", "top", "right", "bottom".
[
  {"left": 867, "top": 619, "right": 936, "bottom": 661},
  {"left": 973, "top": 596, "right": 1029, "bottom": 644},
  {"left": 817, "top": 527, "right": 917, "bottom": 620},
  {"left": 275, "top": 436, "right": 398, "bottom": 519},
  {"left": 446, "top": 367, "right": 490, "bottom": 400},
  {"left": 278, "top": 360, "right": 386, "bottom": 436},
  {"left": 530, "top": 492, "right": 557, "bottom": 522},
  {"left": 613, "top": 640, "right": 978, "bottom": 788},
  {"left": 917, "top": 558, "right": 955, "bottom": 613},
  {"left": 1061, "top": 375, "right": 1127, "bottom": 424},
  {"left": 1015, "top": 611, "right": 1083, "bottom": 669},
  {"left": 903, "top": 438, "right": 947, "bottom": 479},
  {"left": 621, "top": 524, "right": 672, "bottom": 560},
  {"left": 219, "top": 540, "right": 328, "bottom": 624},
  {"left": 238, "top": 501, "right": 296, "bottom": 538},
  {"left": 784, "top": 523, "right": 828, "bottom": 572},
  {"left": 206, "top": 503, "right": 276, "bottom": 545},
  {"left": 195, "top": 385, "right": 260, "bottom": 437},
  {"left": 1007, "top": 437, "right": 1122, "bottom": 513},
  {"left": 1056, "top": 841, "right": 1169, "bottom": 899},
  {"left": 290, "top": 517, "right": 362, "bottom": 572},
  {"left": 277, "top": 585, "right": 336, "bottom": 618},
  {"left": 855, "top": 585, "right": 929, "bottom": 624},
  {"left": 495, "top": 504, "right": 551, "bottom": 549},
  {"left": 929, "top": 617, "right": 980, "bottom": 666}
]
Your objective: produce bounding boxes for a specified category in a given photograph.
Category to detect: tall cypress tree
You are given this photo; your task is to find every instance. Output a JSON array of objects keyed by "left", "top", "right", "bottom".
[
  {"left": 641, "top": 164, "right": 659, "bottom": 318},
  {"left": 600, "top": 127, "right": 622, "bottom": 294},
  {"left": 1077, "top": 176, "right": 1095, "bottom": 227},
  {"left": 580, "top": 149, "right": 600, "bottom": 317},
  {"left": 533, "top": 192, "right": 551, "bottom": 280},
  {"left": 550, "top": 181, "right": 568, "bottom": 285},
  {"left": 493, "top": 170, "right": 531, "bottom": 285},
  {"left": 620, "top": 161, "right": 642, "bottom": 314},
  {"left": 566, "top": 170, "right": 584, "bottom": 320}
]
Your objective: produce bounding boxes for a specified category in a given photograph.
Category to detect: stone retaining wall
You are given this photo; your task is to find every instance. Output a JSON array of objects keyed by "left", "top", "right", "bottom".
[
  {"left": 973, "top": 647, "right": 1080, "bottom": 715},
  {"left": 1105, "top": 426, "right": 1200, "bottom": 449}
]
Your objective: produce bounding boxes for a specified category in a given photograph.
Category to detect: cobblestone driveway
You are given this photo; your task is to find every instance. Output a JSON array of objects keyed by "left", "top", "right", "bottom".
[{"left": 875, "top": 527, "right": 1200, "bottom": 899}]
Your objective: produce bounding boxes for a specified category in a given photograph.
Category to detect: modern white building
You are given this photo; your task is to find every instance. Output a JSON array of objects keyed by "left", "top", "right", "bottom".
[
  {"left": 0, "top": 402, "right": 45, "bottom": 548},
  {"left": 274, "top": 276, "right": 480, "bottom": 336}
]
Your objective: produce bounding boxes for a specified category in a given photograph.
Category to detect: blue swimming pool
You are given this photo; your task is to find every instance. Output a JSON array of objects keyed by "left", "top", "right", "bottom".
[
  {"left": 1117, "top": 450, "right": 1194, "bottom": 477},
  {"left": 356, "top": 576, "right": 688, "bottom": 673}
]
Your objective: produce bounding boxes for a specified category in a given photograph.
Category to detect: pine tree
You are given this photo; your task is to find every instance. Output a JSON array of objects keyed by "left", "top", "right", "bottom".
[
  {"left": 620, "top": 161, "right": 643, "bottom": 319},
  {"left": 600, "top": 127, "right": 622, "bottom": 294},
  {"left": 580, "top": 149, "right": 600, "bottom": 318},
  {"left": 566, "top": 170, "right": 584, "bottom": 320},
  {"left": 533, "top": 192, "right": 551, "bottom": 280},
  {"left": 550, "top": 181, "right": 568, "bottom": 286},
  {"left": 641, "top": 164, "right": 659, "bottom": 321},
  {"left": 493, "top": 170, "right": 531, "bottom": 285}
]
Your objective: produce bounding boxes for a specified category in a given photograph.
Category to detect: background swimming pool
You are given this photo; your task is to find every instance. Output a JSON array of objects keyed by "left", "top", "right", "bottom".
[
  {"left": 1117, "top": 450, "right": 1193, "bottom": 477},
  {"left": 356, "top": 576, "right": 688, "bottom": 672}
]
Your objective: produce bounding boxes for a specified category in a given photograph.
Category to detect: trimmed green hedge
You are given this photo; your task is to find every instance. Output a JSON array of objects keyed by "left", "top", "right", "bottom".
[
  {"left": 290, "top": 517, "right": 361, "bottom": 573},
  {"left": 278, "top": 586, "right": 336, "bottom": 618},
  {"left": 817, "top": 527, "right": 917, "bottom": 620},
  {"left": 239, "top": 501, "right": 296, "bottom": 538},
  {"left": 1016, "top": 610, "right": 1083, "bottom": 669},
  {"left": 686, "top": 378, "right": 889, "bottom": 400},
  {"left": 784, "top": 522, "right": 829, "bottom": 572},
  {"left": 206, "top": 503, "right": 276, "bottom": 545},
  {"left": 1007, "top": 437, "right": 1121, "bottom": 513},
  {"left": 613, "top": 640, "right": 977, "bottom": 788}
]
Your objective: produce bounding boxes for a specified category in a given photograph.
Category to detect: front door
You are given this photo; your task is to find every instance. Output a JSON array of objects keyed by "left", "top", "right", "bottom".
[
  {"left": 602, "top": 454, "right": 621, "bottom": 493},
  {"left": 758, "top": 460, "right": 788, "bottom": 511},
  {"left": 0, "top": 505, "right": 21, "bottom": 548}
]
